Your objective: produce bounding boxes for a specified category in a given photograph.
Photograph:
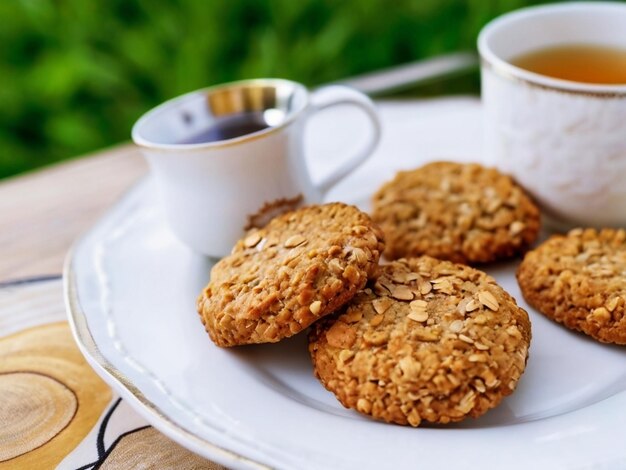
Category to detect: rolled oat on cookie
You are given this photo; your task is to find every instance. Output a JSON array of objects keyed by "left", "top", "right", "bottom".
[
  {"left": 517, "top": 228, "right": 626, "bottom": 345},
  {"left": 372, "top": 161, "right": 540, "bottom": 264},
  {"left": 197, "top": 203, "right": 385, "bottom": 347},
  {"left": 309, "top": 256, "right": 531, "bottom": 426}
]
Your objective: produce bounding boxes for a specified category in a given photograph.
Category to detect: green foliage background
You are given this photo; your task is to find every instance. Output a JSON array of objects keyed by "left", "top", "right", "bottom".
[{"left": 0, "top": 0, "right": 578, "bottom": 178}]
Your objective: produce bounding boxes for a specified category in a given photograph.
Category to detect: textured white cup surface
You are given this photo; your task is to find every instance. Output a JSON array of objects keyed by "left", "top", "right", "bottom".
[{"left": 479, "top": 2, "right": 626, "bottom": 229}]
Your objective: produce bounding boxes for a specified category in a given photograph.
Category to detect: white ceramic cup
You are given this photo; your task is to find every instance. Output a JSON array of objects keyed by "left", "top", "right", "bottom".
[
  {"left": 132, "top": 78, "right": 380, "bottom": 257},
  {"left": 479, "top": 2, "right": 626, "bottom": 229}
]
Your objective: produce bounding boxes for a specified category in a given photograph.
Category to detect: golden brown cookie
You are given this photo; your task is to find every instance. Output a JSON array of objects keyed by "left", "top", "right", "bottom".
[
  {"left": 372, "top": 161, "right": 540, "bottom": 264},
  {"left": 309, "top": 256, "right": 531, "bottom": 427},
  {"left": 517, "top": 228, "right": 626, "bottom": 345},
  {"left": 197, "top": 203, "right": 385, "bottom": 347}
]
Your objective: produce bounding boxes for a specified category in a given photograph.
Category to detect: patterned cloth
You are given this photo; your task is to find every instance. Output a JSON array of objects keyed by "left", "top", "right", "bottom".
[{"left": 0, "top": 278, "right": 227, "bottom": 469}]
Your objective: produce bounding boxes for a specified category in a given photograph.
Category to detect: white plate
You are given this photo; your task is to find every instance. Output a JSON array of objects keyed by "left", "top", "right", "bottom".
[{"left": 65, "top": 99, "right": 626, "bottom": 470}]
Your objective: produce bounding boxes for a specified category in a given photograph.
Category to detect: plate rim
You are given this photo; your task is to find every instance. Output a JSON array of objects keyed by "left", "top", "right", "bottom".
[{"left": 63, "top": 181, "right": 270, "bottom": 470}]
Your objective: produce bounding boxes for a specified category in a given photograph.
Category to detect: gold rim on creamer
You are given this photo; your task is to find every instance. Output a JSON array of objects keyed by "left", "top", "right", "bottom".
[
  {"left": 63, "top": 251, "right": 271, "bottom": 470},
  {"left": 131, "top": 78, "right": 308, "bottom": 152},
  {"left": 477, "top": 2, "right": 626, "bottom": 99}
]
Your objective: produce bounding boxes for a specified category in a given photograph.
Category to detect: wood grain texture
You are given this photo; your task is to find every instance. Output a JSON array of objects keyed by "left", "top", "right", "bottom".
[
  {"left": 0, "top": 321, "right": 113, "bottom": 469},
  {"left": 0, "top": 143, "right": 147, "bottom": 283},
  {"left": 0, "top": 372, "right": 78, "bottom": 462}
]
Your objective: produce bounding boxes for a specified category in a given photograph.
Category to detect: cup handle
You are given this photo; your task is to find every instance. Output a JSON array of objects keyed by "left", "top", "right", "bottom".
[{"left": 307, "top": 85, "right": 381, "bottom": 195}]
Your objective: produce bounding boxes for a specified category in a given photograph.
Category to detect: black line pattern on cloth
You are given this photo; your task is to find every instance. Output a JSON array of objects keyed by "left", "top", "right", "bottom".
[
  {"left": 92, "top": 425, "right": 151, "bottom": 470},
  {"left": 96, "top": 398, "right": 121, "bottom": 458},
  {"left": 73, "top": 398, "right": 151, "bottom": 470}
]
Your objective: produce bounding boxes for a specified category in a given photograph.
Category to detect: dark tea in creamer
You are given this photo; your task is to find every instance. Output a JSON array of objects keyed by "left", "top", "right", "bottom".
[{"left": 179, "top": 112, "right": 270, "bottom": 144}]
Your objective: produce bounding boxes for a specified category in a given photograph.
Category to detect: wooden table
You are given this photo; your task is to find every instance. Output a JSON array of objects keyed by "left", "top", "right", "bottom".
[
  {"left": 0, "top": 147, "right": 224, "bottom": 468},
  {"left": 0, "top": 144, "right": 148, "bottom": 283}
]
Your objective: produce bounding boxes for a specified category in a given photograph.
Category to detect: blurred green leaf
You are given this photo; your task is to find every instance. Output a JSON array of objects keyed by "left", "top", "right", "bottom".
[{"left": 0, "top": 0, "right": 597, "bottom": 179}]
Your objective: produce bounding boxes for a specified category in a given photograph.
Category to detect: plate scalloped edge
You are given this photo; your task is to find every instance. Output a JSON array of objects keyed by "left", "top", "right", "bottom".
[{"left": 63, "top": 182, "right": 270, "bottom": 470}]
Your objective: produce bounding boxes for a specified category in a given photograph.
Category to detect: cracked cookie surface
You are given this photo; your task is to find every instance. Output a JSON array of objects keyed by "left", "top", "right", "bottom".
[
  {"left": 197, "top": 203, "right": 385, "bottom": 347},
  {"left": 309, "top": 256, "right": 531, "bottom": 426},
  {"left": 372, "top": 161, "right": 540, "bottom": 264},
  {"left": 517, "top": 228, "right": 626, "bottom": 345}
]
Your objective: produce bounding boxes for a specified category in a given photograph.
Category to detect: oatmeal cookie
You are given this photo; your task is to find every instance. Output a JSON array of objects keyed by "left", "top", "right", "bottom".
[
  {"left": 197, "top": 203, "right": 385, "bottom": 347},
  {"left": 372, "top": 161, "right": 540, "bottom": 264},
  {"left": 309, "top": 256, "right": 531, "bottom": 426},
  {"left": 517, "top": 228, "right": 626, "bottom": 345}
]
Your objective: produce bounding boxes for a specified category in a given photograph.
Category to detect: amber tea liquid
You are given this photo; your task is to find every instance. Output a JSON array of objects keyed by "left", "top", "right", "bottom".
[{"left": 512, "top": 44, "right": 626, "bottom": 84}]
